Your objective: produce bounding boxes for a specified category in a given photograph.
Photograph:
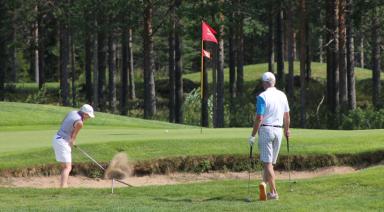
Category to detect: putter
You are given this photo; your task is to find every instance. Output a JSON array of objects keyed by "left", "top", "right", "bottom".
[
  {"left": 74, "top": 145, "right": 134, "bottom": 188},
  {"left": 245, "top": 145, "right": 253, "bottom": 202}
]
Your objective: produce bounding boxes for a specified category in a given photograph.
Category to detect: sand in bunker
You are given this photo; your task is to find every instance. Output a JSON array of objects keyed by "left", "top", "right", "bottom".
[{"left": 0, "top": 166, "right": 356, "bottom": 188}]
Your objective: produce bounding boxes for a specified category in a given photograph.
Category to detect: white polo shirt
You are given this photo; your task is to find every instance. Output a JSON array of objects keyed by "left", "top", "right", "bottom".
[{"left": 256, "top": 87, "right": 290, "bottom": 126}]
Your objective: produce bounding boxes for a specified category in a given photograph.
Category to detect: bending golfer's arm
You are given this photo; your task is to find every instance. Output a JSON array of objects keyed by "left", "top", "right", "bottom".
[
  {"left": 70, "top": 121, "right": 83, "bottom": 147},
  {"left": 251, "top": 115, "right": 263, "bottom": 137},
  {"left": 283, "top": 112, "right": 290, "bottom": 138}
]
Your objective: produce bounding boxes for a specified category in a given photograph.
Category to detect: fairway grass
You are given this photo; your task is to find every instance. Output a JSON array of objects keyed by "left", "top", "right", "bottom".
[
  {"left": 0, "top": 166, "right": 383, "bottom": 211},
  {"left": 1, "top": 102, "right": 384, "bottom": 170}
]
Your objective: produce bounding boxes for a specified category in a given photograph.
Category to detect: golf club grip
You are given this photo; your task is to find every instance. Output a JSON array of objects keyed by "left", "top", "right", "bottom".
[{"left": 249, "top": 145, "right": 253, "bottom": 159}]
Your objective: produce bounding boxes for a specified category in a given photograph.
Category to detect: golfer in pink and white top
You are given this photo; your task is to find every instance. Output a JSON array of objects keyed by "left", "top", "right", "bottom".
[
  {"left": 52, "top": 104, "right": 95, "bottom": 188},
  {"left": 249, "top": 72, "right": 290, "bottom": 200}
]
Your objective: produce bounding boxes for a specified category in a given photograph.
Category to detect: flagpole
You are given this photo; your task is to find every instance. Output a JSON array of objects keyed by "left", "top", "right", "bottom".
[
  {"left": 200, "top": 21, "right": 204, "bottom": 134},
  {"left": 201, "top": 36, "right": 204, "bottom": 99}
]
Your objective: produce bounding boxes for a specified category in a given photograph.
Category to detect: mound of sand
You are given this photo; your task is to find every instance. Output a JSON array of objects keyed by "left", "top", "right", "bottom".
[{"left": 104, "top": 152, "right": 132, "bottom": 180}]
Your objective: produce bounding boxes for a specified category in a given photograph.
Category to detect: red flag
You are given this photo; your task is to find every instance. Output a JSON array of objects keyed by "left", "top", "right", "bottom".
[
  {"left": 202, "top": 21, "right": 218, "bottom": 44},
  {"left": 203, "top": 49, "right": 211, "bottom": 59}
]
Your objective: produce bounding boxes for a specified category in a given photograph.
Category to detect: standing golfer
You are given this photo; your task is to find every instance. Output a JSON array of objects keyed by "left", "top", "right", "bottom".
[
  {"left": 52, "top": 104, "right": 95, "bottom": 188},
  {"left": 248, "top": 72, "right": 290, "bottom": 200}
]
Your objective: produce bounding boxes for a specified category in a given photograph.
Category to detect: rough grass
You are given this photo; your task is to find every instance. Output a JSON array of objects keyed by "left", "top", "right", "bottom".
[{"left": 0, "top": 166, "right": 383, "bottom": 211}]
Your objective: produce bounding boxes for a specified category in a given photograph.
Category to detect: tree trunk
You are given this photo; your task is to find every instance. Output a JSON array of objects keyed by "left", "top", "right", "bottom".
[
  {"left": 212, "top": 42, "right": 217, "bottom": 127},
  {"left": 346, "top": 0, "right": 356, "bottom": 110},
  {"left": 37, "top": 15, "right": 45, "bottom": 89},
  {"left": 93, "top": 28, "right": 99, "bottom": 109},
  {"left": 174, "top": 0, "right": 183, "bottom": 124},
  {"left": 287, "top": 1, "right": 294, "bottom": 100},
  {"left": 229, "top": 25, "right": 236, "bottom": 98},
  {"left": 326, "top": 0, "right": 340, "bottom": 128},
  {"left": 299, "top": 0, "right": 307, "bottom": 128},
  {"left": 120, "top": 29, "right": 128, "bottom": 115},
  {"left": 143, "top": 0, "right": 156, "bottom": 118},
  {"left": 305, "top": 18, "right": 311, "bottom": 81},
  {"left": 229, "top": 13, "right": 236, "bottom": 127},
  {"left": 339, "top": 0, "right": 348, "bottom": 113},
  {"left": 371, "top": 8, "right": 381, "bottom": 109},
  {"left": 59, "top": 17, "right": 70, "bottom": 106},
  {"left": 108, "top": 33, "right": 117, "bottom": 113},
  {"left": 11, "top": 12, "right": 17, "bottom": 83},
  {"left": 85, "top": 31, "right": 93, "bottom": 104},
  {"left": 97, "top": 29, "right": 107, "bottom": 111},
  {"left": 128, "top": 28, "right": 136, "bottom": 100},
  {"left": 359, "top": 36, "right": 364, "bottom": 68},
  {"left": 33, "top": 4, "right": 40, "bottom": 86},
  {"left": 34, "top": 6, "right": 40, "bottom": 87},
  {"left": 216, "top": 11, "right": 225, "bottom": 128},
  {"left": 236, "top": 15, "right": 244, "bottom": 96},
  {"left": 70, "top": 33, "right": 76, "bottom": 107},
  {"left": 293, "top": 32, "right": 297, "bottom": 61},
  {"left": 267, "top": 3, "right": 275, "bottom": 73},
  {"left": 276, "top": 7, "right": 285, "bottom": 89},
  {"left": 319, "top": 37, "right": 324, "bottom": 63},
  {"left": 168, "top": 12, "right": 176, "bottom": 123},
  {"left": 0, "top": 1, "right": 5, "bottom": 100}
]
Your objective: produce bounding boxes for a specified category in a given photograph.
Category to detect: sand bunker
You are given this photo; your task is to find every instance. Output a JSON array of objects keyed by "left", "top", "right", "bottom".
[{"left": 0, "top": 166, "right": 356, "bottom": 188}]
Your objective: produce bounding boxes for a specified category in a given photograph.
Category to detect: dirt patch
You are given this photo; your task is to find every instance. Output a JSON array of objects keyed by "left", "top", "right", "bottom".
[{"left": 0, "top": 166, "right": 356, "bottom": 188}]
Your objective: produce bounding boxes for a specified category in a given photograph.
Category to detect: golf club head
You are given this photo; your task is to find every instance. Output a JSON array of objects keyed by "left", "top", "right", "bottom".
[{"left": 244, "top": 197, "right": 252, "bottom": 202}]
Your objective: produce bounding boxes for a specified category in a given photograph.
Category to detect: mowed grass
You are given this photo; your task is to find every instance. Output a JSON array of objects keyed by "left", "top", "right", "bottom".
[
  {"left": 184, "top": 62, "right": 372, "bottom": 83},
  {"left": 1, "top": 102, "right": 384, "bottom": 211},
  {"left": 0, "top": 166, "right": 383, "bottom": 211},
  {"left": 0, "top": 102, "right": 384, "bottom": 169}
]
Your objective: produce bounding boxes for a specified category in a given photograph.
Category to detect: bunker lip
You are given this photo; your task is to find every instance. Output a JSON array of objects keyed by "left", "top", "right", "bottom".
[
  {"left": 0, "top": 166, "right": 357, "bottom": 188},
  {"left": 0, "top": 150, "right": 383, "bottom": 178}
]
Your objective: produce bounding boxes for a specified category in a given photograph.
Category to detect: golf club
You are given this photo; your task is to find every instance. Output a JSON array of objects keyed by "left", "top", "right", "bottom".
[
  {"left": 245, "top": 145, "right": 253, "bottom": 202},
  {"left": 74, "top": 145, "right": 134, "bottom": 187},
  {"left": 287, "top": 137, "right": 294, "bottom": 192}
]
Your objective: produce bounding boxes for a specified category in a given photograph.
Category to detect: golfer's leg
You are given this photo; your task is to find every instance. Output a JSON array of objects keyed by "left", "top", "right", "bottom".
[
  {"left": 60, "top": 162, "right": 72, "bottom": 188},
  {"left": 271, "top": 129, "right": 282, "bottom": 194},
  {"left": 264, "top": 163, "right": 276, "bottom": 193}
]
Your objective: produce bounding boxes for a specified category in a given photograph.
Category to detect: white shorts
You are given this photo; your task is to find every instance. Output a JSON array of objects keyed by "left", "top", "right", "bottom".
[
  {"left": 258, "top": 126, "right": 282, "bottom": 164},
  {"left": 52, "top": 135, "right": 72, "bottom": 163}
]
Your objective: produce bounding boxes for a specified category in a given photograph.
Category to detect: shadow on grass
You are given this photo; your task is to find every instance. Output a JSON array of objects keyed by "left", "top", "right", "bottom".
[{"left": 153, "top": 196, "right": 246, "bottom": 203}]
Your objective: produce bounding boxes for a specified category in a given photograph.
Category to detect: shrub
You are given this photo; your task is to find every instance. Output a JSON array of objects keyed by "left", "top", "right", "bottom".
[
  {"left": 183, "top": 88, "right": 213, "bottom": 126},
  {"left": 341, "top": 108, "right": 384, "bottom": 129},
  {"left": 25, "top": 85, "right": 48, "bottom": 104}
]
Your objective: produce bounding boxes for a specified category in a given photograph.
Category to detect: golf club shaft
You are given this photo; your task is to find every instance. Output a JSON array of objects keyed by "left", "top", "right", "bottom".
[
  {"left": 247, "top": 145, "right": 253, "bottom": 199},
  {"left": 75, "top": 145, "right": 106, "bottom": 171},
  {"left": 75, "top": 145, "right": 135, "bottom": 187},
  {"left": 287, "top": 137, "right": 291, "bottom": 181},
  {"left": 115, "top": 179, "right": 134, "bottom": 187}
]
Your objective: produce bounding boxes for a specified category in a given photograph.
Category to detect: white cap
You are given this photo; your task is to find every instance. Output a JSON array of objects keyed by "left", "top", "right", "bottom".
[
  {"left": 262, "top": 72, "right": 276, "bottom": 83},
  {"left": 80, "top": 104, "right": 95, "bottom": 118}
]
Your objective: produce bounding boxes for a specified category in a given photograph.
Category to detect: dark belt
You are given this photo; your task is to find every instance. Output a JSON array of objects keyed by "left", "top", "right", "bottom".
[{"left": 261, "top": 124, "right": 283, "bottom": 128}]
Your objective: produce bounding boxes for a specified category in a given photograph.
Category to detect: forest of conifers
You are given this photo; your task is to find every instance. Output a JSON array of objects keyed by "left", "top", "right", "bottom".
[{"left": 0, "top": 0, "right": 384, "bottom": 129}]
